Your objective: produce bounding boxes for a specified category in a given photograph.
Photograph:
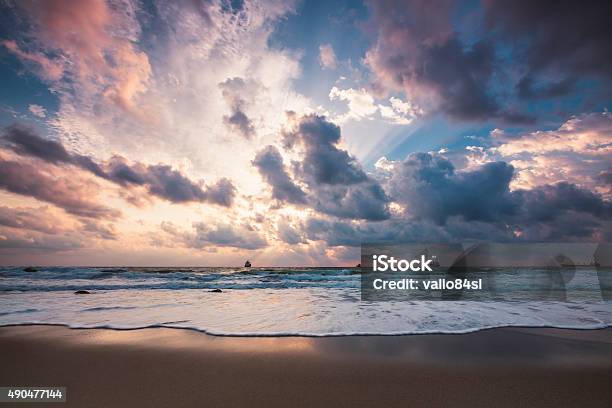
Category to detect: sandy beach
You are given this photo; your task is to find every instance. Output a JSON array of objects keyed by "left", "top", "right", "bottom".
[{"left": 0, "top": 325, "right": 611, "bottom": 407}]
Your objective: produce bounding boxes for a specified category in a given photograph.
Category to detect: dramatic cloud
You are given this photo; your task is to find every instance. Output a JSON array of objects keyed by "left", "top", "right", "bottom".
[
  {"left": 1, "top": 125, "right": 237, "bottom": 206},
  {"left": 304, "top": 181, "right": 612, "bottom": 246},
  {"left": 105, "top": 157, "right": 236, "bottom": 205},
  {"left": 378, "top": 152, "right": 611, "bottom": 240},
  {"left": 0, "top": 159, "right": 119, "bottom": 219},
  {"left": 4, "top": 0, "right": 151, "bottom": 112},
  {"left": 484, "top": 0, "right": 612, "bottom": 100},
  {"left": 1, "top": 124, "right": 107, "bottom": 178},
  {"left": 1, "top": 0, "right": 610, "bottom": 265},
  {"left": 513, "top": 183, "right": 612, "bottom": 240},
  {"left": 492, "top": 112, "right": 612, "bottom": 194},
  {"left": 364, "top": 0, "right": 510, "bottom": 122},
  {"left": 284, "top": 114, "right": 368, "bottom": 185},
  {"left": 364, "top": 0, "right": 611, "bottom": 122},
  {"left": 319, "top": 44, "right": 338, "bottom": 70},
  {"left": 252, "top": 145, "right": 307, "bottom": 205},
  {"left": 386, "top": 153, "right": 518, "bottom": 224},
  {"left": 518, "top": 183, "right": 612, "bottom": 224},
  {"left": 281, "top": 114, "right": 390, "bottom": 220}
]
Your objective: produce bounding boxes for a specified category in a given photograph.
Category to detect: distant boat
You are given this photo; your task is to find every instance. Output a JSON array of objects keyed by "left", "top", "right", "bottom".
[{"left": 244, "top": 260, "right": 252, "bottom": 268}]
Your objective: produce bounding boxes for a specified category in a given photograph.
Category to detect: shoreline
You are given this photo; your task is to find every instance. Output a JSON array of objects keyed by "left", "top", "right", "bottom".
[
  {"left": 1, "top": 322, "right": 612, "bottom": 337},
  {"left": 1, "top": 325, "right": 612, "bottom": 407}
]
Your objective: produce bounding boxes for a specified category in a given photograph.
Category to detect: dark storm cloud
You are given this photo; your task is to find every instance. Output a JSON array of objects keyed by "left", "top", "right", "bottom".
[
  {"left": 283, "top": 114, "right": 367, "bottom": 185},
  {"left": 219, "top": 77, "right": 256, "bottom": 139},
  {"left": 302, "top": 152, "right": 611, "bottom": 247},
  {"left": 387, "top": 153, "right": 518, "bottom": 224},
  {"left": 484, "top": 0, "right": 612, "bottom": 99},
  {"left": 141, "top": 164, "right": 210, "bottom": 203},
  {"left": 279, "top": 114, "right": 390, "bottom": 221},
  {"left": 0, "top": 160, "right": 120, "bottom": 219},
  {"left": 1, "top": 124, "right": 237, "bottom": 207},
  {"left": 516, "top": 76, "right": 576, "bottom": 100},
  {"left": 252, "top": 145, "right": 307, "bottom": 205},
  {"left": 365, "top": 0, "right": 531, "bottom": 123},
  {"left": 105, "top": 157, "right": 237, "bottom": 206},
  {"left": 1, "top": 124, "right": 107, "bottom": 177},
  {"left": 386, "top": 153, "right": 610, "bottom": 234},
  {"left": 365, "top": 0, "right": 611, "bottom": 122},
  {"left": 405, "top": 37, "right": 504, "bottom": 121},
  {"left": 311, "top": 182, "right": 390, "bottom": 221},
  {"left": 518, "top": 183, "right": 612, "bottom": 223}
]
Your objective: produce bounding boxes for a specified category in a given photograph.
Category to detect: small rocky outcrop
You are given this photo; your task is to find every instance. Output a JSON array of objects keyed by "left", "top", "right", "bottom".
[
  {"left": 209, "top": 289, "right": 223, "bottom": 293},
  {"left": 74, "top": 290, "right": 91, "bottom": 295},
  {"left": 23, "top": 267, "right": 38, "bottom": 272}
]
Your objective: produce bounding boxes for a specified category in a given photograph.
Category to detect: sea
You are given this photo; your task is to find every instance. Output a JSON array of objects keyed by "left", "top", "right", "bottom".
[{"left": 1, "top": 266, "right": 611, "bottom": 336}]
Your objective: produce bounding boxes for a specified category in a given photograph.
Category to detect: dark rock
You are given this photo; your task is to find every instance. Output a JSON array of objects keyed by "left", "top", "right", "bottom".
[
  {"left": 244, "top": 260, "right": 252, "bottom": 267},
  {"left": 23, "top": 267, "right": 38, "bottom": 272},
  {"left": 209, "top": 289, "right": 223, "bottom": 293},
  {"left": 74, "top": 290, "right": 91, "bottom": 295},
  {"left": 356, "top": 263, "right": 361, "bottom": 268}
]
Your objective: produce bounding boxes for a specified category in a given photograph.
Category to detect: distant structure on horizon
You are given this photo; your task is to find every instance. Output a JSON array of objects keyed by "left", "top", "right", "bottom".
[{"left": 244, "top": 260, "right": 252, "bottom": 268}]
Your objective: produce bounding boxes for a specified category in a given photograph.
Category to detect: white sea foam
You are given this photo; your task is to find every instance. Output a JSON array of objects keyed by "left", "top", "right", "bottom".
[{"left": 0, "top": 267, "right": 611, "bottom": 336}]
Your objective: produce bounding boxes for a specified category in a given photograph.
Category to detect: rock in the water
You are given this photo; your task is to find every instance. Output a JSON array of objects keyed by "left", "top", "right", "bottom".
[
  {"left": 209, "top": 289, "right": 223, "bottom": 293},
  {"left": 244, "top": 260, "right": 251, "bottom": 268},
  {"left": 23, "top": 267, "right": 37, "bottom": 272},
  {"left": 74, "top": 290, "right": 91, "bottom": 295}
]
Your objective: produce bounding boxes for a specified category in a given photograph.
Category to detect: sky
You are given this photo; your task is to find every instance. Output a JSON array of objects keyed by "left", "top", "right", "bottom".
[{"left": 0, "top": 0, "right": 610, "bottom": 266}]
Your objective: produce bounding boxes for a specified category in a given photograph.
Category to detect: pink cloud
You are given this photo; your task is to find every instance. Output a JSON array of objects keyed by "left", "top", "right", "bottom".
[
  {"left": 2, "top": 40, "right": 64, "bottom": 81},
  {"left": 14, "top": 0, "right": 151, "bottom": 111}
]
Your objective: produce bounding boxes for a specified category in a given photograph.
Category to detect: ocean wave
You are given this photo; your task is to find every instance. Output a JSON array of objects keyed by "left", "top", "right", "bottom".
[
  {"left": 0, "top": 267, "right": 362, "bottom": 292},
  {"left": 1, "top": 267, "right": 610, "bottom": 336}
]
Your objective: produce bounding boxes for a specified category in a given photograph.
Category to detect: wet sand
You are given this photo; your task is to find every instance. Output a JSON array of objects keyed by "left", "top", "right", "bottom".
[{"left": 1, "top": 325, "right": 612, "bottom": 407}]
